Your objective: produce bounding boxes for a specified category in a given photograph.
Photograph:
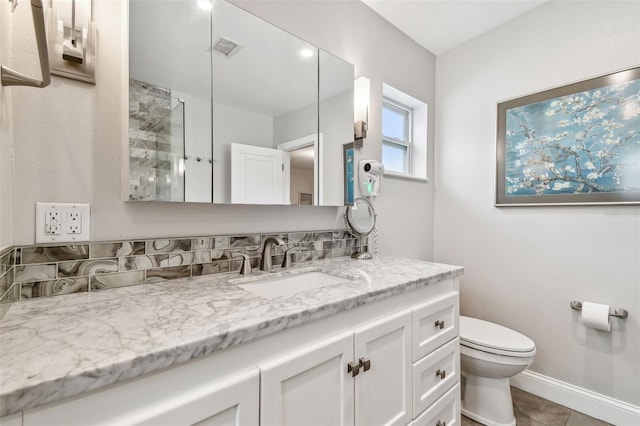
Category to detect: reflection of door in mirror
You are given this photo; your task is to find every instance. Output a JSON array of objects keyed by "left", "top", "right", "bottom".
[
  {"left": 231, "top": 143, "right": 288, "bottom": 204},
  {"left": 128, "top": 0, "right": 212, "bottom": 203}
]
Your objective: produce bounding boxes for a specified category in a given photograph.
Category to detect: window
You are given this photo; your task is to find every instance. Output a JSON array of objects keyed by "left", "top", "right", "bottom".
[
  {"left": 382, "top": 98, "right": 412, "bottom": 175},
  {"left": 381, "top": 83, "right": 428, "bottom": 181}
]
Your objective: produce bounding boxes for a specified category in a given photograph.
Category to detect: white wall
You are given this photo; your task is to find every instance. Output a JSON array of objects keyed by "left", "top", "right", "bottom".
[
  {"left": 6, "top": 0, "right": 436, "bottom": 261},
  {"left": 434, "top": 0, "right": 640, "bottom": 406}
]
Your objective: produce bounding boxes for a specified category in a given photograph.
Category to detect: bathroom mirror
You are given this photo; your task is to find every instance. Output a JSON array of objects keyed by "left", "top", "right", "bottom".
[
  {"left": 345, "top": 197, "right": 376, "bottom": 259},
  {"left": 127, "top": 0, "right": 355, "bottom": 206}
]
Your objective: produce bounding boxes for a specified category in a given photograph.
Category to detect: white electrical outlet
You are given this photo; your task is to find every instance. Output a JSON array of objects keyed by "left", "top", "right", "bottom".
[{"left": 36, "top": 203, "right": 91, "bottom": 243}]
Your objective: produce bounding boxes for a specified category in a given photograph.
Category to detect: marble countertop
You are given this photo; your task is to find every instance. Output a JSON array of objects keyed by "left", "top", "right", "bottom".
[{"left": 0, "top": 256, "right": 463, "bottom": 417}]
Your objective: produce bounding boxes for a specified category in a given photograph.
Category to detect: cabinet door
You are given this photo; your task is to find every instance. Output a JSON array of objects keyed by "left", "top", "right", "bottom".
[
  {"left": 130, "top": 369, "right": 259, "bottom": 426},
  {"left": 354, "top": 309, "right": 412, "bottom": 426},
  {"left": 260, "top": 331, "right": 355, "bottom": 426}
]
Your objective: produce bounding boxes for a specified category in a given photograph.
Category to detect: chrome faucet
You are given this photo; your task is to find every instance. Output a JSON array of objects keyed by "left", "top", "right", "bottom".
[{"left": 260, "top": 236, "right": 285, "bottom": 272}]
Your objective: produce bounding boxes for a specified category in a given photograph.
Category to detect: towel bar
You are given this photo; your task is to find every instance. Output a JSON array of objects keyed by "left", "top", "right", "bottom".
[{"left": 1, "top": 0, "right": 51, "bottom": 88}]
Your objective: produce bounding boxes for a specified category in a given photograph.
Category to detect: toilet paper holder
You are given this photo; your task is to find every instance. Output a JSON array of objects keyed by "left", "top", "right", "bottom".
[{"left": 570, "top": 301, "right": 628, "bottom": 319}]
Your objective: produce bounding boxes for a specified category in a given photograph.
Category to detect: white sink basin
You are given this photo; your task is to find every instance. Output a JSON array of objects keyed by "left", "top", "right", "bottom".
[{"left": 236, "top": 270, "right": 353, "bottom": 299}]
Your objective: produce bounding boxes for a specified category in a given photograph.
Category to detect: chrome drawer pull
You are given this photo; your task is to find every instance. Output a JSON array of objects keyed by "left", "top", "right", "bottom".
[
  {"left": 436, "top": 369, "right": 446, "bottom": 380},
  {"left": 436, "top": 421, "right": 446, "bottom": 426},
  {"left": 347, "top": 361, "right": 360, "bottom": 377},
  {"left": 434, "top": 320, "right": 445, "bottom": 329}
]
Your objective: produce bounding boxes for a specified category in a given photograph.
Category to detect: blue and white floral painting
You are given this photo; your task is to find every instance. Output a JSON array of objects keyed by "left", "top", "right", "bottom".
[{"left": 505, "top": 78, "right": 640, "bottom": 198}]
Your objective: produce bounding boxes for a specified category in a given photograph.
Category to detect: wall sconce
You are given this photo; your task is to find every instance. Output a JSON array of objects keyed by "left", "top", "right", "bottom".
[
  {"left": 46, "top": 0, "right": 96, "bottom": 84},
  {"left": 354, "top": 76, "right": 370, "bottom": 149}
]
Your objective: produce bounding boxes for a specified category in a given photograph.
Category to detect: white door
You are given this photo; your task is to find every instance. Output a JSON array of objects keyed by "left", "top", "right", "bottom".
[
  {"left": 260, "top": 332, "right": 355, "bottom": 426},
  {"left": 354, "top": 310, "right": 412, "bottom": 426},
  {"left": 130, "top": 369, "right": 259, "bottom": 426},
  {"left": 231, "top": 143, "right": 288, "bottom": 204}
]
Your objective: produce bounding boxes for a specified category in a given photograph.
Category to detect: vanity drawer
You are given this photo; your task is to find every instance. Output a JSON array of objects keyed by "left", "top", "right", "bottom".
[
  {"left": 412, "top": 383, "right": 460, "bottom": 426},
  {"left": 412, "top": 291, "right": 459, "bottom": 361},
  {"left": 412, "top": 338, "right": 460, "bottom": 418}
]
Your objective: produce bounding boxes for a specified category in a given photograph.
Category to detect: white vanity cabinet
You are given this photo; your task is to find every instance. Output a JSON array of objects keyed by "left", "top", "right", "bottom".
[
  {"left": 6, "top": 276, "right": 461, "bottom": 426},
  {"left": 260, "top": 310, "right": 412, "bottom": 426}
]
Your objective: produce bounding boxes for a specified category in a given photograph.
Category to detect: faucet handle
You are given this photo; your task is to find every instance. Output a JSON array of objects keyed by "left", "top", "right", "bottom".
[
  {"left": 281, "top": 247, "right": 299, "bottom": 269},
  {"left": 232, "top": 252, "right": 252, "bottom": 275}
]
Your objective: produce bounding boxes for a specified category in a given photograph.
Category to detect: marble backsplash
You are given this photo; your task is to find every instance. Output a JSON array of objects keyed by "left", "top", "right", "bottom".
[{"left": 0, "top": 230, "right": 365, "bottom": 317}]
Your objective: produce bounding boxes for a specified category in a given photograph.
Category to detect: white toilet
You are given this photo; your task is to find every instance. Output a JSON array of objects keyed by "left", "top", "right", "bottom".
[{"left": 460, "top": 316, "right": 536, "bottom": 426}]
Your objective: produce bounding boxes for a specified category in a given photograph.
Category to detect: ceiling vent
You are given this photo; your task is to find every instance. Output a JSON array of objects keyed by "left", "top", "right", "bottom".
[{"left": 212, "top": 37, "right": 242, "bottom": 58}]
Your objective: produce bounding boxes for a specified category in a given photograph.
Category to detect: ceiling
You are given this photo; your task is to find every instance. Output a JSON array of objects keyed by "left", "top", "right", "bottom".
[{"left": 361, "top": 0, "right": 548, "bottom": 55}]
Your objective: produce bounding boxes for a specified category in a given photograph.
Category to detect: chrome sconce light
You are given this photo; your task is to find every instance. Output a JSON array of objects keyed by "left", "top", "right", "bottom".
[
  {"left": 46, "top": 0, "right": 96, "bottom": 84},
  {"left": 354, "top": 76, "right": 370, "bottom": 149}
]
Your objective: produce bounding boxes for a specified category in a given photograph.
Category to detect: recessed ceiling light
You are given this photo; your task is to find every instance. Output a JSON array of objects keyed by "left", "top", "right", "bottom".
[
  {"left": 300, "top": 48, "right": 314, "bottom": 58},
  {"left": 197, "top": 0, "right": 213, "bottom": 11}
]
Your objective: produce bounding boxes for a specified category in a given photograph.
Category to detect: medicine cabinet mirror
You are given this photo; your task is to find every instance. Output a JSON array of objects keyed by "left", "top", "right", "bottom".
[{"left": 128, "top": 0, "right": 354, "bottom": 206}]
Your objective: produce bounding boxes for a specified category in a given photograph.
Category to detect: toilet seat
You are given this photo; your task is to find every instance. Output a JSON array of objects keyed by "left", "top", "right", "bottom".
[{"left": 460, "top": 316, "right": 536, "bottom": 357}]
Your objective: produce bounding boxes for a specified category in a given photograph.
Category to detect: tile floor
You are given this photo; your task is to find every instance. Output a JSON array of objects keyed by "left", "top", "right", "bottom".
[{"left": 461, "top": 387, "right": 612, "bottom": 426}]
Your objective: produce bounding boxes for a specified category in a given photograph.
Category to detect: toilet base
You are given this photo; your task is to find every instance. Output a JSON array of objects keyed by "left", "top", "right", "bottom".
[{"left": 462, "top": 374, "right": 516, "bottom": 426}]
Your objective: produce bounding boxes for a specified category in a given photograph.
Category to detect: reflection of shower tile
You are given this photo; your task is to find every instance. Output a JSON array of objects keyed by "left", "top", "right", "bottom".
[
  {"left": 230, "top": 235, "right": 261, "bottom": 248},
  {"left": 20, "top": 245, "right": 89, "bottom": 264},
  {"left": 91, "top": 241, "right": 145, "bottom": 258},
  {"left": 145, "top": 239, "right": 190, "bottom": 254},
  {"left": 15, "top": 264, "right": 57, "bottom": 283},
  {"left": 21, "top": 277, "right": 89, "bottom": 299},
  {"left": 58, "top": 259, "right": 118, "bottom": 278},
  {"left": 91, "top": 271, "right": 145, "bottom": 290}
]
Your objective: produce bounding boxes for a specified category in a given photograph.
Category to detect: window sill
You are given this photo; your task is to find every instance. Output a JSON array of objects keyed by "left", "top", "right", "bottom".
[{"left": 383, "top": 171, "right": 429, "bottom": 182}]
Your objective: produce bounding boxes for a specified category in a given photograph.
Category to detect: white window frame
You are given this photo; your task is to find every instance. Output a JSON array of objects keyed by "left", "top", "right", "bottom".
[{"left": 382, "top": 97, "right": 412, "bottom": 175}]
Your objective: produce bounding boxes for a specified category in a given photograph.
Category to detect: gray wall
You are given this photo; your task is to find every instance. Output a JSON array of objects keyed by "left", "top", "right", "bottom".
[
  {"left": 4, "top": 0, "right": 436, "bottom": 262},
  {"left": 434, "top": 0, "right": 640, "bottom": 405}
]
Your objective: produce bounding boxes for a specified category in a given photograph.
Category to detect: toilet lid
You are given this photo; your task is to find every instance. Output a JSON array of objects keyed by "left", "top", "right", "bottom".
[{"left": 460, "top": 316, "right": 535, "bottom": 354}]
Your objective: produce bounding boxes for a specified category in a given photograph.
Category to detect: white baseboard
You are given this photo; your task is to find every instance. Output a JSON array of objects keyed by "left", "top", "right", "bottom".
[{"left": 511, "top": 370, "right": 640, "bottom": 426}]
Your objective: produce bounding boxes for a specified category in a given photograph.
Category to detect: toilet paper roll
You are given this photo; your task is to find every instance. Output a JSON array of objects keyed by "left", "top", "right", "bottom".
[{"left": 582, "top": 301, "right": 611, "bottom": 331}]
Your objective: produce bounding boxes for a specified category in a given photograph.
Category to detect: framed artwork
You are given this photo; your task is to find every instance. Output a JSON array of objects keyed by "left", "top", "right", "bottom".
[
  {"left": 343, "top": 143, "right": 355, "bottom": 205},
  {"left": 496, "top": 66, "right": 640, "bottom": 206}
]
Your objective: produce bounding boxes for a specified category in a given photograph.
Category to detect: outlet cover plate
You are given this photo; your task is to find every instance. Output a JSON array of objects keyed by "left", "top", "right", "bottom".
[{"left": 36, "top": 203, "right": 91, "bottom": 243}]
